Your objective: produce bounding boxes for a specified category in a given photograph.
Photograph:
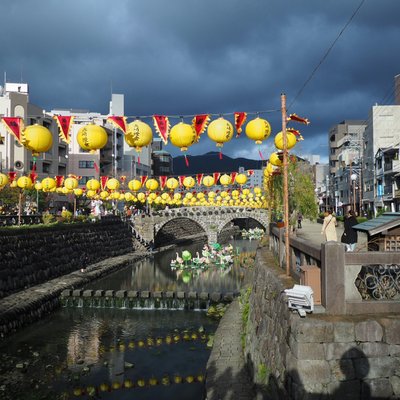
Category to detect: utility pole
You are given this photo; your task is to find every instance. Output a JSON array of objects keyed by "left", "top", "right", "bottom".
[{"left": 281, "top": 93, "right": 290, "bottom": 277}]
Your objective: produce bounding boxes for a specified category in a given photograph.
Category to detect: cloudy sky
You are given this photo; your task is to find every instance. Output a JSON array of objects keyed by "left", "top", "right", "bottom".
[{"left": 1, "top": 0, "right": 399, "bottom": 162}]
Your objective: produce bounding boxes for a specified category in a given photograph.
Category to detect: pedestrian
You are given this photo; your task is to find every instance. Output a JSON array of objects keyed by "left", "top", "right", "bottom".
[
  {"left": 341, "top": 210, "right": 358, "bottom": 251},
  {"left": 297, "top": 212, "right": 303, "bottom": 229},
  {"left": 321, "top": 209, "right": 337, "bottom": 242}
]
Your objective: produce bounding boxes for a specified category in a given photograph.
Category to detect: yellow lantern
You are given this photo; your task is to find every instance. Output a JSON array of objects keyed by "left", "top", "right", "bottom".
[
  {"left": 183, "top": 176, "right": 195, "bottom": 189},
  {"left": 86, "top": 190, "right": 97, "bottom": 198},
  {"left": 100, "top": 191, "right": 109, "bottom": 200},
  {"left": 106, "top": 178, "right": 120, "bottom": 191},
  {"left": 77, "top": 123, "right": 108, "bottom": 152},
  {"left": 137, "top": 192, "right": 146, "bottom": 202},
  {"left": 149, "top": 192, "right": 157, "bottom": 200},
  {"left": 219, "top": 174, "right": 231, "bottom": 186},
  {"left": 17, "top": 176, "right": 32, "bottom": 189},
  {"left": 185, "top": 192, "right": 193, "bottom": 200},
  {"left": 202, "top": 175, "right": 214, "bottom": 187},
  {"left": 166, "top": 177, "right": 179, "bottom": 191},
  {"left": 64, "top": 177, "right": 78, "bottom": 190},
  {"left": 146, "top": 179, "right": 159, "bottom": 191},
  {"left": 128, "top": 179, "right": 142, "bottom": 192},
  {"left": 56, "top": 187, "right": 64, "bottom": 194},
  {"left": 208, "top": 191, "right": 216, "bottom": 198},
  {"left": 34, "top": 182, "right": 42, "bottom": 191},
  {"left": 245, "top": 117, "right": 271, "bottom": 144},
  {"left": 265, "top": 163, "right": 277, "bottom": 176},
  {"left": 169, "top": 122, "right": 197, "bottom": 151},
  {"left": 235, "top": 173, "right": 247, "bottom": 186},
  {"left": 173, "top": 193, "right": 181, "bottom": 201},
  {"left": 125, "top": 120, "right": 153, "bottom": 152},
  {"left": 42, "top": 177, "right": 57, "bottom": 191},
  {"left": 0, "top": 173, "right": 9, "bottom": 187},
  {"left": 274, "top": 131, "right": 297, "bottom": 150},
  {"left": 74, "top": 188, "right": 83, "bottom": 196},
  {"left": 10, "top": 180, "right": 17, "bottom": 188},
  {"left": 22, "top": 124, "right": 53, "bottom": 154},
  {"left": 269, "top": 152, "right": 283, "bottom": 166},
  {"left": 62, "top": 187, "right": 70, "bottom": 194},
  {"left": 207, "top": 117, "right": 234, "bottom": 147},
  {"left": 124, "top": 192, "right": 134, "bottom": 202},
  {"left": 86, "top": 179, "right": 100, "bottom": 191},
  {"left": 118, "top": 193, "right": 125, "bottom": 201},
  {"left": 111, "top": 191, "right": 120, "bottom": 200},
  {"left": 254, "top": 187, "right": 262, "bottom": 195},
  {"left": 161, "top": 192, "right": 170, "bottom": 201}
]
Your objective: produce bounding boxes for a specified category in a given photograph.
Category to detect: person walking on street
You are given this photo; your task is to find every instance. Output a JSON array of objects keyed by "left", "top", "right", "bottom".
[
  {"left": 341, "top": 210, "right": 358, "bottom": 251},
  {"left": 297, "top": 212, "right": 303, "bottom": 229},
  {"left": 321, "top": 210, "right": 337, "bottom": 242}
]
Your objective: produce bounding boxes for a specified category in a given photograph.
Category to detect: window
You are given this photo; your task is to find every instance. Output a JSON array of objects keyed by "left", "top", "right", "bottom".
[
  {"left": 42, "top": 162, "right": 51, "bottom": 174},
  {"left": 0, "top": 136, "right": 4, "bottom": 144},
  {"left": 79, "top": 160, "right": 94, "bottom": 169},
  {"left": 78, "top": 176, "right": 94, "bottom": 185}
]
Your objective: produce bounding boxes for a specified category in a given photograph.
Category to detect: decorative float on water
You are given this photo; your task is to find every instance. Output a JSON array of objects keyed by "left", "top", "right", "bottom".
[{"left": 170, "top": 243, "right": 235, "bottom": 270}]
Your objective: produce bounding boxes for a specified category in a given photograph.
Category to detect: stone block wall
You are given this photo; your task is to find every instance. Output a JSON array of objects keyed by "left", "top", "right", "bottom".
[
  {"left": 245, "top": 249, "right": 400, "bottom": 399},
  {"left": 0, "top": 219, "right": 133, "bottom": 299}
]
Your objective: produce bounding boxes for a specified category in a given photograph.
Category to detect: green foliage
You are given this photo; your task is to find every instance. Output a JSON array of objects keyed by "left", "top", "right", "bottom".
[
  {"left": 257, "top": 363, "right": 270, "bottom": 383},
  {"left": 0, "top": 185, "right": 20, "bottom": 213},
  {"left": 42, "top": 211, "right": 55, "bottom": 225},
  {"left": 61, "top": 209, "right": 73, "bottom": 222},
  {"left": 240, "top": 287, "right": 252, "bottom": 349}
]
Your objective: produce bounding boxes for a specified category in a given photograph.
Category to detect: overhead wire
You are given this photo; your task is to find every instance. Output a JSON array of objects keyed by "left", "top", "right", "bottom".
[{"left": 288, "top": 0, "right": 366, "bottom": 111}]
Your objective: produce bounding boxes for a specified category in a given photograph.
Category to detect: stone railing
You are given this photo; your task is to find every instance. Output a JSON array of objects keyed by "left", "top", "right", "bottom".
[{"left": 270, "top": 226, "right": 400, "bottom": 315}]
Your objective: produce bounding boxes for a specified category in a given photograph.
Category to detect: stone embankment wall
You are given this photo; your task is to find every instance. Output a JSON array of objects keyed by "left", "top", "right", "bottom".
[
  {"left": 245, "top": 248, "right": 400, "bottom": 399},
  {"left": 0, "top": 218, "right": 133, "bottom": 299}
]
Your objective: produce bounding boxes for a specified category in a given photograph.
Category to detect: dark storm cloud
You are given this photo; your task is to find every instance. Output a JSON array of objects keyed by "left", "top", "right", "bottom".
[{"left": 1, "top": 0, "right": 400, "bottom": 162}]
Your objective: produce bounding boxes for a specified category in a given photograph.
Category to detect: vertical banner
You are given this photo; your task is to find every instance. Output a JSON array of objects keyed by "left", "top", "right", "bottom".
[
  {"left": 213, "top": 172, "right": 221, "bottom": 184},
  {"left": 100, "top": 176, "right": 109, "bottom": 190},
  {"left": 196, "top": 173, "right": 204, "bottom": 186},
  {"left": 140, "top": 176, "right": 148, "bottom": 186},
  {"left": 234, "top": 112, "right": 247, "bottom": 137},
  {"left": 159, "top": 176, "right": 167, "bottom": 190},
  {"left": 8, "top": 172, "right": 17, "bottom": 183},
  {"left": 107, "top": 116, "right": 127, "bottom": 134},
  {"left": 178, "top": 176, "right": 185, "bottom": 187},
  {"left": 1, "top": 117, "right": 24, "bottom": 143},
  {"left": 247, "top": 170, "right": 254, "bottom": 176},
  {"left": 55, "top": 175, "right": 65, "bottom": 187},
  {"left": 230, "top": 172, "right": 238, "bottom": 183},
  {"left": 120, "top": 175, "right": 127, "bottom": 184},
  {"left": 153, "top": 115, "right": 170, "bottom": 144},
  {"left": 30, "top": 172, "right": 38, "bottom": 184},
  {"left": 54, "top": 115, "right": 74, "bottom": 143},
  {"left": 192, "top": 114, "right": 210, "bottom": 142}
]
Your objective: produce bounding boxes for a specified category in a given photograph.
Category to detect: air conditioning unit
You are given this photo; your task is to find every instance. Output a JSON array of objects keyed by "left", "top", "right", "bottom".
[{"left": 14, "top": 160, "right": 24, "bottom": 170}]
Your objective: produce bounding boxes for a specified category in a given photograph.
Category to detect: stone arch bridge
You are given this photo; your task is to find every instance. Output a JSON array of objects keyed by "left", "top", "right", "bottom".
[{"left": 132, "top": 207, "right": 269, "bottom": 246}]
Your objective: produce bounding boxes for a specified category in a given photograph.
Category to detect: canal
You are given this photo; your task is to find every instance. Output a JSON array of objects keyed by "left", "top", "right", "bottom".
[{"left": 0, "top": 238, "right": 258, "bottom": 400}]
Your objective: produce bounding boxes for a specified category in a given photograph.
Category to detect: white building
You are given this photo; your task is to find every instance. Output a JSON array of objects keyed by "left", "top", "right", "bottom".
[
  {"left": 0, "top": 82, "right": 67, "bottom": 179},
  {"left": 363, "top": 105, "right": 400, "bottom": 213}
]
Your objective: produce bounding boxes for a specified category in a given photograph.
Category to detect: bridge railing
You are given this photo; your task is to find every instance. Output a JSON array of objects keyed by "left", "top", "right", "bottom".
[{"left": 270, "top": 225, "right": 400, "bottom": 315}]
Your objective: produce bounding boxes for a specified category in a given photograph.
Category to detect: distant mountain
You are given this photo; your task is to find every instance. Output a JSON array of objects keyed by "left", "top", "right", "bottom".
[{"left": 173, "top": 152, "right": 265, "bottom": 175}]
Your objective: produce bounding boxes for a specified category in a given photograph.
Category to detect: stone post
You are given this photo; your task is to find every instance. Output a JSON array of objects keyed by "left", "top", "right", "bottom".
[{"left": 321, "top": 242, "right": 346, "bottom": 314}]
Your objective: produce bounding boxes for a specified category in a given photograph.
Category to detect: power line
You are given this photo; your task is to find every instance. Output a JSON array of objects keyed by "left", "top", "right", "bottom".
[{"left": 288, "top": 0, "right": 366, "bottom": 110}]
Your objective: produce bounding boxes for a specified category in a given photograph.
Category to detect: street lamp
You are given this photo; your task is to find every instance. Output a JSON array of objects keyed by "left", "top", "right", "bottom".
[{"left": 351, "top": 173, "right": 358, "bottom": 214}]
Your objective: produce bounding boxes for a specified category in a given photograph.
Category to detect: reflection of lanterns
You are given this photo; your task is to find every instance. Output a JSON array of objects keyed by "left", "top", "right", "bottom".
[
  {"left": 245, "top": 117, "right": 271, "bottom": 144},
  {"left": 166, "top": 178, "right": 179, "bottom": 191},
  {"left": 22, "top": 124, "right": 53, "bottom": 154},
  {"left": 145, "top": 179, "right": 159, "bottom": 191},
  {"left": 183, "top": 176, "right": 195, "bottom": 189},
  {"left": 169, "top": 122, "right": 196, "bottom": 151},
  {"left": 77, "top": 123, "right": 108, "bottom": 152},
  {"left": 274, "top": 131, "right": 296, "bottom": 150},
  {"left": 207, "top": 117, "right": 233, "bottom": 147},
  {"left": 128, "top": 179, "right": 142, "bottom": 191},
  {"left": 219, "top": 174, "right": 231, "bottom": 186},
  {"left": 0, "top": 173, "right": 9, "bottom": 187},
  {"left": 17, "top": 176, "right": 32, "bottom": 189},
  {"left": 106, "top": 178, "right": 120, "bottom": 191},
  {"left": 125, "top": 120, "right": 153, "bottom": 152},
  {"left": 269, "top": 152, "right": 283, "bottom": 166},
  {"left": 235, "top": 173, "right": 247, "bottom": 186},
  {"left": 86, "top": 179, "right": 100, "bottom": 191},
  {"left": 42, "top": 177, "right": 57, "bottom": 191},
  {"left": 64, "top": 177, "right": 78, "bottom": 190},
  {"left": 202, "top": 176, "right": 214, "bottom": 187}
]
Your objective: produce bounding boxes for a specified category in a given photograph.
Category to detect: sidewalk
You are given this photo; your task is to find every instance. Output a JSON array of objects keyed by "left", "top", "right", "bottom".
[{"left": 295, "top": 219, "right": 368, "bottom": 250}]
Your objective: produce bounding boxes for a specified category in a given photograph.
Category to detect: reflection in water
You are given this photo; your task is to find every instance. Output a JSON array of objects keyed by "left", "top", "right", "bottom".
[{"left": 87, "top": 238, "right": 258, "bottom": 293}]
